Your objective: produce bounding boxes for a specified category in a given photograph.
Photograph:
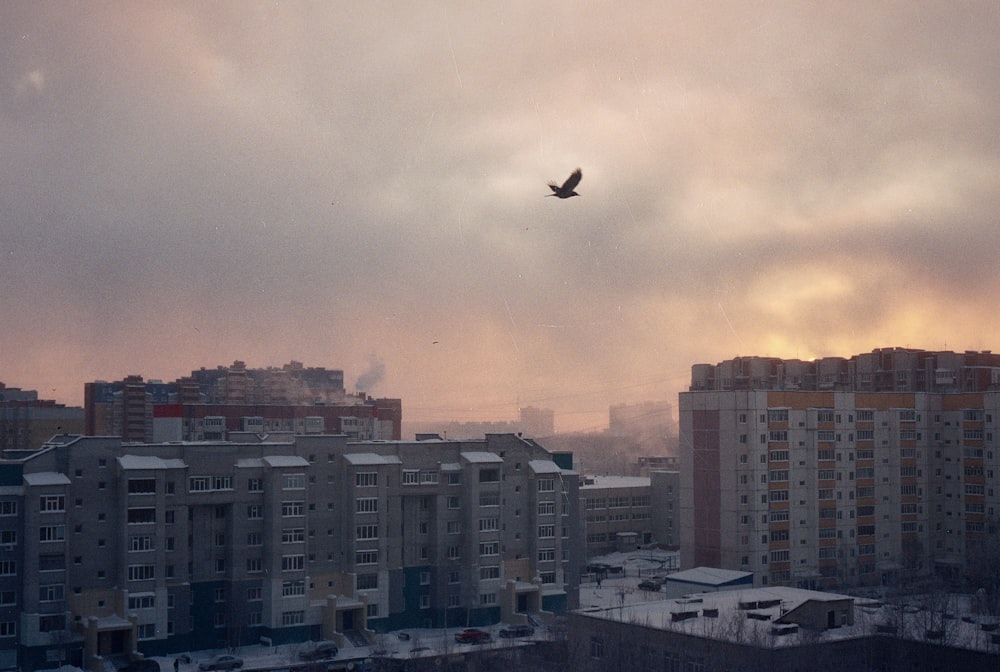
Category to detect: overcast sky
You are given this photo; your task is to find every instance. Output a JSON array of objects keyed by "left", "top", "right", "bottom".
[{"left": 3, "top": 3, "right": 999, "bottom": 432}]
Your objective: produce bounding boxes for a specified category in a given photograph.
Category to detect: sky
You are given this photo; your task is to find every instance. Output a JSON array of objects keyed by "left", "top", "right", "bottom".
[{"left": 3, "top": 3, "right": 1000, "bottom": 433}]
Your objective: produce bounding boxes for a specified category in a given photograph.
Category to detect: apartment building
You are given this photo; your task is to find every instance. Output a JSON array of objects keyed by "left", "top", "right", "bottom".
[
  {"left": 0, "top": 383, "right": 84, "bottom": 452},
  {"left": 0, "top": 432, "right": 580, "bottom": 671},
  {"left": 85, "top": 369, "right": 402, "bottom": 441},
  {"left": 679, "top": 348, "right": 1000, "bottom": 591}
]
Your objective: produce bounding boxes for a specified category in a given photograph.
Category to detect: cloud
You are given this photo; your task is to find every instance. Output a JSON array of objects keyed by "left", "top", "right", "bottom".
[{"left": 2, "top": 2, "right": 1000, "bottom": 431}]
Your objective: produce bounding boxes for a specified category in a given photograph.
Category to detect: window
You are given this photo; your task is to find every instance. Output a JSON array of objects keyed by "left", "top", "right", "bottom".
[
  {"left": 356, "top": 498, "right": 379, "bottom": 513},
  {"left": 128, "top": 479, "right": 156, "bottom": 494},
  {"left": 402, "top": 470, "right": 419, "bottom": 485},
  {"left": 128, "top": 565, "right": 155, "bottom": 581},
  {"left": 246, "top": 558, "right": 262, "bottom": 573},
  {"left": 39, "top": 525, "right": 65, "bottom": 542},
  {"left": 0, "top": 622, "right": 14, "bottom": 637},
  {"left": 479, "top": 518, "right": 498, "bottom": 532},
  {"left": 538, "top": 501, "right": 555, "bottom": 515},
  {"left": 247, "top": 505, "right": 263, "bottom": 520},
  {"left": 129, "top": 535, "right": 154, "bottom": 552},
  {"left": 281, "top": 611, "right": 305, "bottom": 625},
  {"left": 281, "top": 555, "right": 304, "bottom": 572},
  {"left": 128, "top": 594, "right": 155, "bottom": 609},
  {"left": 39, "top": 614, "right": 66, "bottom": 633},
  {"left": 357, "top": 573, "right": 378, "bottom": 590},
  {"left": 282, "top": 528, "right": 305, "bottom": 544},
  {"left": 39, "top": 554, "right": 64, "bottom": 571},
  {"left": 537, "top": 524, "right": 555, "bottom": 538},
  {"left": 479, "top": 541, "right": 499, "bottom": 556},
  {"left": 355, "top": 472, "right": 377, "bottom": 487},
  {"left": 769, "top": 490, "right": 789, "bottom": 502},
  {"left": 356, "top": 524, "right": 379, "bottom": 540},
  {"left": 480, "top": 566, "right": 500, "bottom": 580},
  {"left": 39, "top": 584, "right": 64, "bottom": 602},
  {"left": 537, "top": 478, "right": 555, "bottom": 492},
  {"left": 538, "top": 548, "right": 556, "bottom": 562},
  {"left": 479, "top": 492, "right": 500, "bottom": 507},
  {"left": 189, "top": 477, "right": 210, "bottom": 492},
  {"left": 247, "top": 478, "right": 263, "bottom": 492},
  {"left": 282, "top": 580, "right": 305, "bottom": 597},
  {"left": 480, "top": 592, "right": 497, "bottom": 605},
  {"left": 590, "top": 636, "right": 604, "bottom": 659},
  {"left": 0, "top": 502, "right": 16, "bottom": 517},
  {"left": 283, "top": 473, "right": 305, "bottom": 490},
  {"left": 127, "top": 508, "right": 156, "bottom": 524},
  {"left": 281, "top": 501, "right": 304, "bottom": 517},
  {"left": 446, "top": 521, "right": 460, "bottom": 534},
  {"left": 40, "top": 495, "right": 65, "bottom": 512},
  {"left": 356, "top": 550, "right": 378, "bottom": 565},
  {"left": 479, "top": 469, "right": 500, "bottom": 483}
]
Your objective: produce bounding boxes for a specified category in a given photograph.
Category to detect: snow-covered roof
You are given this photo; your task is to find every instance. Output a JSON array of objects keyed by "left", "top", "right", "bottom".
[
  {"left": 666, "top": 567, "right": 753, "bottom": 587},
  {"left": 118, "top": 455, "right": 186, "bottom": 470},
  {"left": 528, "top": 459, "right": 562, "bottom": 474},
  {"left": 262, "top": 455, "right": 310, "bottom": 468},
  {"left": 460, "top": 451, "right": 503, "bottom": 464},
  {"left": 344, "top": 453, "right": 402, "bottom": 466},
  {"left": 23, "top": 472, "right": 70, "bottom": 486}
]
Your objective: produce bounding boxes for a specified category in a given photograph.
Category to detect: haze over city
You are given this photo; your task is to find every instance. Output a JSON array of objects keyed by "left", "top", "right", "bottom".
[{"left": 3, "top": 3, "right": 999, "bottom": 433}]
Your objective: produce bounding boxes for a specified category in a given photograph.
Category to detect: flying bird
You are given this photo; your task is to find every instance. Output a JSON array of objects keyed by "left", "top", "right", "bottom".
[{"left": 546, "top": 168, "right": 582, "bottom": 198}]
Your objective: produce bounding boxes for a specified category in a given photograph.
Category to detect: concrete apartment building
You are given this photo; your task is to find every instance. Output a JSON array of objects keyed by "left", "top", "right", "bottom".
[
  {"left": 85, "top": 362, "right": 402, "bottom": 442},
  {"left": 0, "top": 432, "right": 580, "bottom": 671},
  {"left": 0, "top": 383, "right": 84, "bottom": 452},
  {"left": 680, "top": 347, "right": 1000, "bottom": 590}
]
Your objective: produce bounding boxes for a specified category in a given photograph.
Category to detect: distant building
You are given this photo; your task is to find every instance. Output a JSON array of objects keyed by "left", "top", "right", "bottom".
[
  {"left": 519, "top": 406, "right": 555, "bottom": 437},
  {"left": 0, "top": 382, "right": 84, "bottom": 452},
  {"left": 84, "top": 362, "right": 402, "bottom": 441},
  {"left": 581, "top": 476, "right": 653, "bottom": 555},
  {"left": 0, "top": 432, "right": 580, "bottom": 671},
  {"left": 680, "top": 347, "right": 1000, "bottom": 591},
  {"left": 609, "top": 400, "right": 674, "bottom": 438}
]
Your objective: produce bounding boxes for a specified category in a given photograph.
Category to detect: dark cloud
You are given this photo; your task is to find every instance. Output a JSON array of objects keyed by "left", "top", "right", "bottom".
[{"left": 2, "top": 2, "right": 1000, "bottom": 431}]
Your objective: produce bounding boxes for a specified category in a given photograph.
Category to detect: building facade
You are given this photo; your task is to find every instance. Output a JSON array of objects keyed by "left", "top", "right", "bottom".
[
  {"left": 580, "top": 477, "right": 653, "bottom": 555},
  {"left": 680, "top": 348, "right": 1000, "bottom": 591},
  {"left": 84, "top": 362, "right": 402, "bottom": 441},
  {"left": 0, "top": 433, "right": 580, "bottom": 671},
  {"left": 0, "top": 383, "right": 85, "bottom": 453}
]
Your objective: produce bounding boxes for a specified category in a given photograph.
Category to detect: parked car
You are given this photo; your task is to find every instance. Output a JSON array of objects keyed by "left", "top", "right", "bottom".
[
  {"left": 454, "top": 628, "right": 491, "bottom": 644},
  {"left": 299, "top": 640, "right": 339, "bottom": 661},
  {"left": 198, "top": 654, "right": 243, "bottom": 671},
  {"left": 638, "top": 577, "right": 664, "bottom": 591},
  {"left": 498, "top": 624, "right": 534, "bottom": 638}
]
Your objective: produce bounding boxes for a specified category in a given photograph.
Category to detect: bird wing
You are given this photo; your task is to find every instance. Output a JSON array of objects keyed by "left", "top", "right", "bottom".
[{"left": 560, "top": 168, "right": 582, "bottom": 192}]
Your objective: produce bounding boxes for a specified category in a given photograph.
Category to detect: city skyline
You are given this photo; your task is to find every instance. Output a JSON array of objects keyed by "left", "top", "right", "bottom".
[{"left": 4, "top": 3, "right": 1000, "bottom": 433}]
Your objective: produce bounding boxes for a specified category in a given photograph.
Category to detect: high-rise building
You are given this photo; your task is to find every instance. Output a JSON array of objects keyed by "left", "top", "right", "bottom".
[
  {"left": 0, "top": 432, "right": 579, "bottom": 671},
  {"left": 680, "top": 348, "right": 1000, "bottom": 590}
]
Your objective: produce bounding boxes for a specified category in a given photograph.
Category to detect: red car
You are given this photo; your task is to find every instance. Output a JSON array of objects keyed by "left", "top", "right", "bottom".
[{"left": 454, "top": 628, "right": 491, "bottom": 644}]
